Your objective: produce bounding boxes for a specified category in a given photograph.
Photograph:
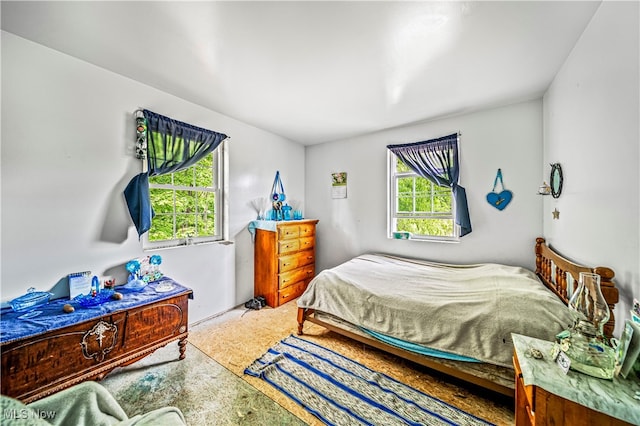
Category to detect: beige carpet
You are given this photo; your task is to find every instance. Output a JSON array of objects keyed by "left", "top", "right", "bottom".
[{"left": 189, "top": 299, "right": 514, "bottom": 426}]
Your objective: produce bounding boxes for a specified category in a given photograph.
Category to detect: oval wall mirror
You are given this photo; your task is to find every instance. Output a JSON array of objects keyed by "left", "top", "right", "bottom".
[{"left": 550, "top": 163, "right": 563, "bottom": 198}]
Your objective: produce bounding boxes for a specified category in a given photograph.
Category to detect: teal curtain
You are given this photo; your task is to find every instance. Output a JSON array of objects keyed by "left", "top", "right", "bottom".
[{"left": 124, "top": 110, "right": 228, "bottom": 238}]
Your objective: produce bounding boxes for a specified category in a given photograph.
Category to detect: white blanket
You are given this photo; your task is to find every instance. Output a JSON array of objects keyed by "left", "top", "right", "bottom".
[{"left": 297, "top": 254, "right": 574, "bottom": 367}]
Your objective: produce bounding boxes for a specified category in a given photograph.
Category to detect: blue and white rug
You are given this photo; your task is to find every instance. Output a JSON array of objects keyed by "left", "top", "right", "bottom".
[{"left": 244, "top": 335, "right": 494, "bottom": 426}]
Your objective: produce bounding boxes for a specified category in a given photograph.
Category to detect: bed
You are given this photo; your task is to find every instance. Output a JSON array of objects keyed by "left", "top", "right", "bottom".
[{"left": 296, "top": 238, "right": 619, "bottom": 396}]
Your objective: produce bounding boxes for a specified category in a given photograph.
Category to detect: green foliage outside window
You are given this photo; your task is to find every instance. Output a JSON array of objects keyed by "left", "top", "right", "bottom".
[
  {"left": 148, "top": 154, "right": 217, "bottom": 242},
  {"left": 396, "top": 218, "right": 453, "bottom": 237},
  {"left": 393, "top": 157, "right": 454, "bottom": 238}
]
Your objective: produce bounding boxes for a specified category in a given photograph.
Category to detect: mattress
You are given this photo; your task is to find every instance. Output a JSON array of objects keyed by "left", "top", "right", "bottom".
[{"left": 297, "top": 253, "right": 574, "bottom": 367}]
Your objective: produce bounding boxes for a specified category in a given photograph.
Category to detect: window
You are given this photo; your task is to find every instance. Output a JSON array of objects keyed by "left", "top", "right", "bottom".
[
  {"left": 143, "top": 141, "right": 227, "bottom": 249},
  {"left": 388, "top": 151, "right": 458, "bottom": 240}
]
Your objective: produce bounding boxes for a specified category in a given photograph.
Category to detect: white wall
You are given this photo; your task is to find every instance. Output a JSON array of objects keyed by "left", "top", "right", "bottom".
[
  {"left": 543, "top": 1, "right": 639, "bottom": 337},
  {"left": 1, "top": 32, "right": 306, "bottom": 323},
  {"left": 305, "top": 99, "right": 544, "bottom": 272}
]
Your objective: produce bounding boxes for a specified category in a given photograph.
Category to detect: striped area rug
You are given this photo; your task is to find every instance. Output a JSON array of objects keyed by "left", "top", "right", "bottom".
[{"left": 244, "top": 335, "right": 494, "bottom": 426}]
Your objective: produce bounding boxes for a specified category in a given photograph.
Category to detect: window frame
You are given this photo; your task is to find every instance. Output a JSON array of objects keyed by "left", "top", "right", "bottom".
[
  {"left": 142, "top": 140, "right": 228, "bottom": 250},
  {"left": 387, "top": 150, "right": 459, "bottom": 242}
]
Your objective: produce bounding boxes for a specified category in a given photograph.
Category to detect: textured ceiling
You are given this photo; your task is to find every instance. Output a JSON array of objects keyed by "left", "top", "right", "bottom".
[{"left": 1, "top": 1, "right": 601, "bottom": 144}]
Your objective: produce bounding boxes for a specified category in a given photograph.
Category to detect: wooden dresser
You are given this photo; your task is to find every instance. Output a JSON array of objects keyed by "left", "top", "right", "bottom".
[
  {"left": 1, "top": 280, "right": 192, "bottom": 403},
  {"left": 513, "top": 334, "right": 636, "bottom": 426},
  {"left": 254, "top": 219, "right": 319, "bottom": 308}
]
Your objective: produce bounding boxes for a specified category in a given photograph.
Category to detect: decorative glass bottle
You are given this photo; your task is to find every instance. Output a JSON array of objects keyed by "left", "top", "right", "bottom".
[{"left": 562, "top": 272, "right": 615, "bottom": 379}]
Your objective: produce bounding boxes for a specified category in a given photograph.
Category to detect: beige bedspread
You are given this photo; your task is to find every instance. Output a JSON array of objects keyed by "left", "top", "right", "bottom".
[{"left": 297, "top": 254, "right": 574, "bottom": 367}]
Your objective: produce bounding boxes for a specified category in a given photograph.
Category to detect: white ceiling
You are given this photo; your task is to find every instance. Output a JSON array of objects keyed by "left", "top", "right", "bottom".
[{"left": 1, "top": 1, "right": 601, "bottom": 145}]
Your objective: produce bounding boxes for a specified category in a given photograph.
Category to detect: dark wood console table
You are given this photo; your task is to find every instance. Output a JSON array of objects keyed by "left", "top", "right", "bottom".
[{"left": 1, "top": 279, "right": 192, "bottom": 403}]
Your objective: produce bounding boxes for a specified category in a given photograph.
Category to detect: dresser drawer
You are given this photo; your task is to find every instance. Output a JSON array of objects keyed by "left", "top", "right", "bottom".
[
  {"left": 299, "top": 236, "right": 314, "bottom": 251},
  {"left": 278, "top": 281, "right": 307, "bottom": 305},
  {"left": 279, "top": 250, "right": 315, "bottom": 273},
  {"left": 278, "top": 238, "right": 300, "bottom": 254},
  {"left": 278, "top": 225, "right": 300, "bottom": 240},
  {"left": 299, "top": 223, "right": 316, "bottom": 238},
  {"left": 279, "top": 265, "right": 315, "bottom": 289}
]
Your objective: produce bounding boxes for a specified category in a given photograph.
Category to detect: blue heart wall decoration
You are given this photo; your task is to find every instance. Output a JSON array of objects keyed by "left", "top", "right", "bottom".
[
  {"left": 486, "top": 190, "right": 513, "bottom": 210},
  {"left": 486, "top": 169, "right": 513, "bottom": 210}
]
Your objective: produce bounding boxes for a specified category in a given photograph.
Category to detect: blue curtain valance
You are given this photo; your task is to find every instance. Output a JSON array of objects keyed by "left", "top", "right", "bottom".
[
  {"left": 144, "top": 109, "right": 228, "bottom": 176},
  {"left": 387, "top": 133, "right": 472, "bottom": 237},
  {"left": 124, "top": 110, "right": 228, "bottom": 238}
]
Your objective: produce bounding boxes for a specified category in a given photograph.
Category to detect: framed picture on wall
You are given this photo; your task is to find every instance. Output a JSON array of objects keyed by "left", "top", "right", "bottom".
[{"left": 331, "top": 172, "right": 347, "bottom": 199}]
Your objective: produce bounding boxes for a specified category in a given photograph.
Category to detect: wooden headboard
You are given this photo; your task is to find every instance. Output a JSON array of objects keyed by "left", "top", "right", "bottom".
[{"left": 535, "top": 237, "right": 619, "bottom": 339}]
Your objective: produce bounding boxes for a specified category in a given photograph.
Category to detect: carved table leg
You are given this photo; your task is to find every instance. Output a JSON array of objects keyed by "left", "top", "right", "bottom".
[{"left": 178, "top": 336, "right": 188, "bottom": 360}]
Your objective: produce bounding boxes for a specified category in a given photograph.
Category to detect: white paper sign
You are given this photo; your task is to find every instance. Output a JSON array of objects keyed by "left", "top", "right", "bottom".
[{"left": 68, "top": 271, "right": 92, "bottom": 299}]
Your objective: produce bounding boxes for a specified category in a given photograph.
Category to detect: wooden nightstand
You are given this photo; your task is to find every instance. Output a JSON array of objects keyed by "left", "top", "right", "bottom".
[{"left": 512, "top": 334, "right": 639, "bottom": 425}]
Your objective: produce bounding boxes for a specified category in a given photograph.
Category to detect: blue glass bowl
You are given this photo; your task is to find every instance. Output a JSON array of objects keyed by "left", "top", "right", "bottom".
[
  {"left": 10, "top": 288, "right": 52, "bottom": 312},
  {"left": 123, "top": 279, "right": 147, "bottom": 292},
  {"left": 74, "top": 290, "right": 115, "bottom": 308}
]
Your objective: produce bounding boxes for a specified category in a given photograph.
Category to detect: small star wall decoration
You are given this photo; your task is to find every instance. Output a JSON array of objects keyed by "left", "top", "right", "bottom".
[{"left": 552, "top": 208, "right": 560, "bottom": 219}]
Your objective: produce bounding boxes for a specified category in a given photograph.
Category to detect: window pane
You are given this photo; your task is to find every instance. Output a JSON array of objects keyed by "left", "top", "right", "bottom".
[
  {"left": 389, "top": 150, "right": 457, "bottom": 240},
  {"left": 148, "top": 214, "right": 174, "bottom": 241},
  {"left": 397, "top": 176, "right": 414, "bottom": 195},
  {"left": 395, "top": 157, "right": 411, "bottom": 173},
  {"left": 149, "top": 188, "right": 174, "bottom": 214},
  {"left": 194, "top": 155, "right": 214, "bottom": 187},
  {"left": 396, "top": 176, "right": 413, "bottom": 212},
  {"left": 196, "top": 192, "right": 216, "bottom": 236},
  {"left": 414, "top": 195, "right": 429, "bottom": 212},
  {"left": 414, "top": 178, "right": 431, "bottom": 212},
  {"left": 175, "top": 215, "right": 196, "bottom": 238},
  {"left": 175, "top": 190, "right": 196, "bottom": 214},
  {"left": 397, "top": 218, "right": 454, "bottom": 237},
  {"left": 197, "top": 191, "right": 215, "bottom": 216},
  {"left": 145, "top": 148, "right": 223, "bottom": 248},
  {"left": 150, "top": 174, "right": 172, "bottom": 185},
  {"left": 397, "top": 197, "right": 413, "bottom": 212},
  {"left": 433, "top": 189, "right": 452, "bottom": 213},
  {"left": 173, "top": 167, "right": 194, "bottom": 187},
  {"left": 148, "top": 188, "right": 175, "bottom": 242}
]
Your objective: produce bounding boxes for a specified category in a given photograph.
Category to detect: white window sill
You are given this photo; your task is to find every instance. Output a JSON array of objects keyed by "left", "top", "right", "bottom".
[
  {"left": 387, "top": 235, "right": 459, "bottom": 243},
  {"left": 144, "top": 239, "right": 234, "bottom": 252}
]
